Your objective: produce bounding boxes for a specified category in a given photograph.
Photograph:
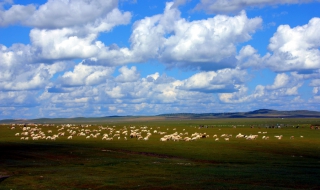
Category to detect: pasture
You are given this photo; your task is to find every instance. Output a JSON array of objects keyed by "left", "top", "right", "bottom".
[{"left": 1, "top": 117, "right": 320, "bottom": 189}]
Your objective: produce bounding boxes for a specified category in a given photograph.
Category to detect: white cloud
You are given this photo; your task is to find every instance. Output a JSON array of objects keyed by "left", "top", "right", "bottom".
[
  {"left": 310, "top": 79, "right": 320, "bottom": 86},
  {"left": 313, "top": 87, "right": 319, "bottom": 94},
  {"left": 194, "top": 0, "right": 317, "bottom": 14},
  {"left": 178, "top": 69, "right": 248, "bottom": 93},
  {"left": 1, "top": 0, "right": 132, "bottom": 66},
  {"left": 128, "top": 3, "right": 262, "bottom": 70},
  {"left": 9, "top": 1, "right": 261, "bottom": 70},
  {"left": 171, "top": 0, "right": 189, "bottom": 8},
  {"left": 0, "top": 91, "right": 39, "bottom": 107},
  {"left": 265, "top": 17, "right": 320, "bottom": 72},
  {"left": 0, "top": 0, "right": 130, "bottom": 29},
  {"left": 236, "top": 45, "right": 262, "bottom": 69},
  {"left": 146, "top": 72, "right": 160, "bottom": 81},
  {"left": 1, "top": 0, "right": 320, "bottom": 119},
  {"left": 0, "top": 3, "right": 35, "bottom": 26},
  {"left": 59, "top": 62, "right": 114, "bottom": 87},
  {"left": 218, "top": 85, "right": 249, "bottom": 103},
  {"left": 24, "top": 0, "right": 117, "bottom": 29},
  {"left": 115, "top": 66, "right": 140, "bottom": 82},
  {"left": 219, "top": 72, "right": 304, "bottom": 104},
  {"left": 0, "top": 44, "right": 67, "bottom": 91},
  {"left": 266, "top": 73, "right": 290, "bottom": 90},
  {"left": 106, "top": 86, "right": 125, "bottom": 99},
  {"left": 30, "top": 28, "right": 100, "bottom": 60}
]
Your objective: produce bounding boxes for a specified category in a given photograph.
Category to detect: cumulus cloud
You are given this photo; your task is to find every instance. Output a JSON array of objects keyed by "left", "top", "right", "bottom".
[
  {"left": 0, "top": 0, "right": 120, "bottom": 29},
  {"left": 171, "top": 0, "right": 189, "bottom": 8},
  {"left": 236, "top": 45, "right": 262, "bottom": 69},
  {"left": 1, "top": 0, "right": 319, "bottom": 119},
  {"left": 178, "top": 69, "right": 248, "bottom": 93},
  {"left": 128, "top": 3, "right": 262, "bottom": 70},
  {"left": 0, "top": 44, "right": 67, "bottom": 91},
  {"left": 218, "top": 85, "right": 249, "bottom": 103},
  {"left": 0, "top": 91, "right": 39, "bottom": 107},
  {"left": 1, "top": 0, "right": 132, "bottom": 65},
  {"left": 219, "top": 73, "right": 303, "bottom": 104},
  {"left": 80, "top": 3, "right": 261, "bottom": 69},
  {"left": 30, "top": 28, "right": 100, "bottom": 61},
  {"left": 310, "top": 79, "right": 320, "bottom": 86},
  {"left": 28, "top": 7, "right": 131, "bottom": 62},
  {"left": 5, "top": 1, "right": 261, "bottom": 70},
  {"left": 0, "top": 3, "right": 36, "bottom": 26},
  {"left": 115, "top": 66, "right": 140, "bottom": 82},
  {"left": 265, "top": 17, "right": 320, "bottom": 72},
  {"left": 194, "top": 0, "right": 316, "bottom": 14},
  {"left": 58, "top": 62, "right": 114, "bottom": 87},
  {"left": 266, "top": 73, "right": 290, "bottom": 90}
]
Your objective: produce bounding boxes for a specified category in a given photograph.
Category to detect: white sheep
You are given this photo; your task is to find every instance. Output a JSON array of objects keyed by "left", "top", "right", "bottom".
[{"left": 160, "top": 137, "right": 168, "bottom": 141}]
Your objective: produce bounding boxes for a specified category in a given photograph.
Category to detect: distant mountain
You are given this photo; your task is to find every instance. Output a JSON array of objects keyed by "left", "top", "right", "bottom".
[
  {"left": 1, "top": 109, "right": 320, "bottom": 124},
  {"left": 157, "top": 109, "right": 320, "bottom": 118}
]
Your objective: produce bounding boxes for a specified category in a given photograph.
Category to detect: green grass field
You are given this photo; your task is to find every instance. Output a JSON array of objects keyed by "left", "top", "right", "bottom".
[{"left": 1, "top": 118, "right": 320, "bottom": 189}]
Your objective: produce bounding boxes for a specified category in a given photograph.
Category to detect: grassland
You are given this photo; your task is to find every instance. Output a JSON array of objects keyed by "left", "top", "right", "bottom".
[{"left": 1, "top": 117, "right": 320, "bottom": 189}]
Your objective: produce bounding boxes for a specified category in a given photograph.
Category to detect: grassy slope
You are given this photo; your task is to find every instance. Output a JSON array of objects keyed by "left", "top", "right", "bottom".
[{"left": 0, "top": 118, "right": 320, "bottom": 189}]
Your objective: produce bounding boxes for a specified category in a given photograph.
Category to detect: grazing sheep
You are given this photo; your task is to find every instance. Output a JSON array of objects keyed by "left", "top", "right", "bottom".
[
  {"left": 160, "top": 137, "right": 168, "bottom": 141},
  {"left": 274, "top": 135, "right": 283, "bottom": 140},
  {"left": 215, "top": 138, "right": 219, "bottom": 141},
  {"left": 246, "top": 135, "right": 258, "bottom": 140},
  {"left": 236, "top": 133, "right": 244, "bottom": 138},
  {"left": 67, "top": 136, "right": 72, "bottom": 140}
]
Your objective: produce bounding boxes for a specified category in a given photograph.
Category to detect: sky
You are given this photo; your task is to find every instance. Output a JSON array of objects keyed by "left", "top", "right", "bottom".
[{"left": 0, "top": 0, "right": 320, "bottom": 119}]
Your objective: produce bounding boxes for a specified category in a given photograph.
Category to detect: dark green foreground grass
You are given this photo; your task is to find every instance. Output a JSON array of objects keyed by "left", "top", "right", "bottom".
[{"left": 1, "top": 118, "right": 320, "bottom": 189}]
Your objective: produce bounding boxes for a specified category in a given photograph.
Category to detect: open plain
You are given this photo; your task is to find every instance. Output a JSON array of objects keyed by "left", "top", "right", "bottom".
[{"left": 1, "top": 117, "right": 320, "bottom": 189}]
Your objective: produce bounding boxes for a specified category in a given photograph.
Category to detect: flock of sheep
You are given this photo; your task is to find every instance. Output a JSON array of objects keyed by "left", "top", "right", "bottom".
[{"left": 7, "top": 123, "right": 303, "bottom": 142}]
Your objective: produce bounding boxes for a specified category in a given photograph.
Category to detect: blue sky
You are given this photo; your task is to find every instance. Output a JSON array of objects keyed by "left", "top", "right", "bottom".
[{"left": 0, "top": 0, "right": 320, "bottom": 119}]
